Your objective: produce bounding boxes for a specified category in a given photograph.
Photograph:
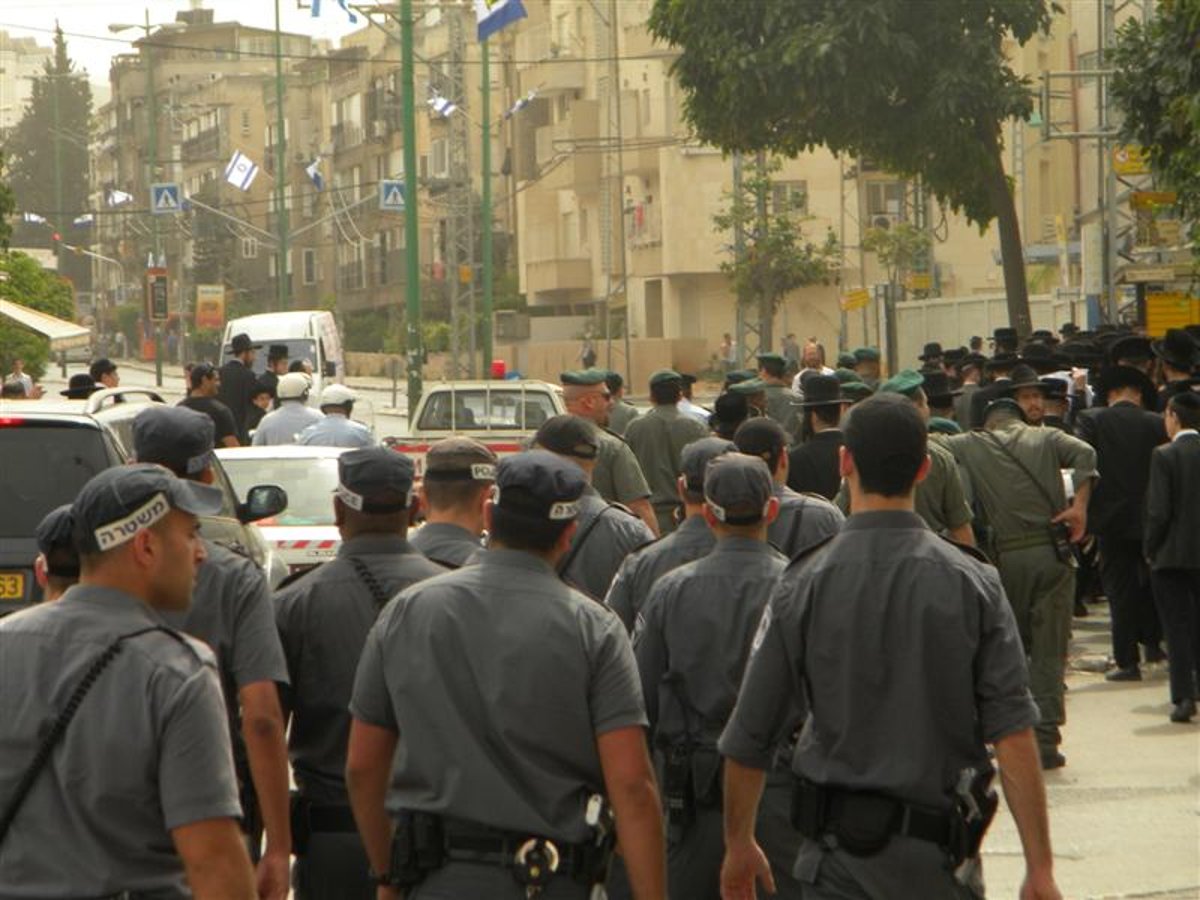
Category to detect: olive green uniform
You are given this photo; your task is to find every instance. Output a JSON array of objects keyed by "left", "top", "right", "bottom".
[
  {"left": 624, "top": 406, "right": 710, "bottom": 534},
  {"left": 762, "top": 383, "right": 801, "bottom": 442},
  {"left": 609, "top": 400, "right": 640, "bottom": 436},
  {"left": 835, "top": 440, "right": 972, "bottom": 536},
  {"left": 591, "top": 426, "right": 652, "bottom": 509}
]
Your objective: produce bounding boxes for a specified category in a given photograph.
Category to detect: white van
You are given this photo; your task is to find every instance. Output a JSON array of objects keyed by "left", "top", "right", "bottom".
[{"left": 220, "top": 311, "right": 345, "bottom": 403}]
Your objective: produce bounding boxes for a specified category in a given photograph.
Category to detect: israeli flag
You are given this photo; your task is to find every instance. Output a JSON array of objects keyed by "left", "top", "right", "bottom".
[
  {"left": 224, "top": 150, "right": 260, "bottom": 191},
  {"left": 21, "top": 212, "right": 47, "bottom": 225},
  {"left": 73, "top": 213, "right": 95, "bottom": 227},
  {"left": 504, "top": 90, "right": 536, "bottom": 120},
  {"left": 428, "top": 95, "right": 458, "bottom": 117},
  {"left": 305, "top": 158, "right": 324, "bottom": 192},
  {"left": 475, "top": 0, "right": 527, "bottom": 41},
  {"left": 311, "top": 0, "right": 357, "bottom": 24},
  {"left": 107, "top": 188, "right": 134, "bottom": 207}
]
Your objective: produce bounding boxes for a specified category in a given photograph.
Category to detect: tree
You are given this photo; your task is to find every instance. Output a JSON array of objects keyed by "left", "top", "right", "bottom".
[
  {"left": 3, "top": 25, "right": 93, "bottom": 290},
  {"left": 862, "top": 224, "right": 934, "bottom": 294},
  {"left": 1111, "top": 0, "right": 1200, "bottom": 259},
  {"left": 0, "top": 251, "right": 77, "bottom": 379},
  {"left": 649, "top": 0, "right": 1057, "bottom": 340},
  {"left": 712, "top": 156, "right": 839, "bottom": 353}
]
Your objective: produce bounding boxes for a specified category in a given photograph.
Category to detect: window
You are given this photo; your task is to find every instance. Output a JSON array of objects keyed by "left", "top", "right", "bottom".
[
  {"left": 377, "top": 231, "right": 390, "bottom": 284},
  {"left": 430, "top": 139, "right": 448, "bottom": 178},
  {"left": 241, "top": 110, "right": 250, "bottom": 136},
  {"left": 302, "top": 248, "right": 317, "bottom": 285},
  {"left": 417, "top": 390, "right": 559, "bottom": 431},
  {"left": 241, "top": 237, "right": 258, "bottom": 259},
  {"left": 866, "top": 181, "right": 904, "bottom": 218},
  {"left": 772, "top": 181, "right": 809, "bottom": 217}
]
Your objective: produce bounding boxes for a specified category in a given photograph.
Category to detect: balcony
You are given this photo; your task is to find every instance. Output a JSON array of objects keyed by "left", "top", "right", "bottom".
[
  {"left": 526, "top": 257, "right": 592, "bottom": 295},
  {"left": 182, "top": 127, "right": 223, "bottom": 161},
  {"left": 515, "top": 22, "right": 585, "bottom": 94},
  {"left": 332, "top": 121, "right": 363, "bottom": 152}
]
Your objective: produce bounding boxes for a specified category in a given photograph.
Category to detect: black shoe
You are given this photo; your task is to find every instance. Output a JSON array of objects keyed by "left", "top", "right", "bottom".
[
  {"left": 1073, "top": 599, "right": 1089, "bottom": 617},
  {"left": 1144, "top": 645, "right": 1168, "bottom": 664},
  {"left": 1170, "top": 699, "right": 1196, "bottom": 724},
  {"left": 1040, "top": 750, "right": 1067, "bottom": 770},
  {"left": 1105, "top": 666, "right": 1142, "bottom": 682}
]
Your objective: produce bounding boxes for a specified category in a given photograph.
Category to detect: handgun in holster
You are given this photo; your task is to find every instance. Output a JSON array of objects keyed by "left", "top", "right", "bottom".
[
  {"left": 950, "top": 765, "right": 999, "bottom": 867},
  {"left": 662, "top": 742, "right": 696, "bottom": 834},
  {"left": 388, "top": 811, "right": 445, "bottom": 888}
]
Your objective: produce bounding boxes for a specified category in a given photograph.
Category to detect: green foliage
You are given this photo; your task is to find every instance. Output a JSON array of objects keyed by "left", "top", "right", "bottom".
[
  {"left": 650, "top": 0, "right": 1055, "bottom": 227},
  {"left": 191, "top": 184, "right": 236, "bottom": 289},
  {"left": 1112, "top": 0, "right": 1200, "bottom": 254},
  {"left": 114, "top": 303, "right": 141, "bottom": 347},
  {"left": 0, "top": 154, "right": 15, "bottom": 250},
  {"left": 0, "top": 251, "right": 78, "bottom": 378},
  {"left": 712, "top": 157, "right": 839, "bottom": 315},
  {"left": 862, "top": 224, "right": 933, "bottom": 286}
]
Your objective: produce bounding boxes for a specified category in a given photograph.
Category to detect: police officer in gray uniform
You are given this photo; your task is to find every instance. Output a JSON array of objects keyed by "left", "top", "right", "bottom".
[
  {"left": 733, "top": 418, "right": 845, "bottom": 557},
  {"left": 410, "top": 437, "right": 496, "bottom": 568},
  {"left": 0, "top": 465, "right": 257, "bottom": 899},
  {"left": 718, "top": 396, "right": 1059, "bottom": 900},
  {"left": 534, "top": 415, "right": 655, "bottom": 600},
  {"left": 635, "top": 453, "right": 803, "bottom": 899},
  {"left": 276, "top": 447, "right": 445, "bottom": 899},
  {"left": 133, "top": 405, "right": 293, "bottom": 897},
  {"left": 346, "top": 450, "right": 666, "bottom": 900},
  {"left": 605, "top": 437, "right": 735, "bottom": 634},
  {"left": 32, "top": 503, "right": 80, "bottom": 601}
]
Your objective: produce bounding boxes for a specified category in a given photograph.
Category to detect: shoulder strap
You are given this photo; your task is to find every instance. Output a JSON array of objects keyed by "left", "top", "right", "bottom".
[
  {"left": 983, "top": 430, "right": 1062, "bottom": 516},
  {"left": 346, "top": 555, "right": 394, "bottom": 611},
  {"left": 0, "top": 626, "right": 169, "bottom": 846},
  {"left": 556, "top": 505, "right": 615, "bottom": 577}
]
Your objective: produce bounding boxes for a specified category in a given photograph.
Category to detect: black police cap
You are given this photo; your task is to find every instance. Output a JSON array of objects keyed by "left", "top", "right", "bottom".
[{"left": 337, "top": 447, "right": 416, "bottom": 514}]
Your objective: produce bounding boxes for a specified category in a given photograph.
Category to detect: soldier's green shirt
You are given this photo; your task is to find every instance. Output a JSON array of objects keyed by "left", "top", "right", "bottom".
[
  {"left": 624, "top": 404, "right": 710, "bottom": 516},
  {"left": 591, "top": 425, "right": 651, "bottom": 506},
  {"left": 762, "top": 383, "right": 801, "bottom": 442},
  {"left": 609, "top": 400, "right": 640, "bottom": 436},
  {"left": 834, "top": 439, "right": 972, "bottom": 534}
]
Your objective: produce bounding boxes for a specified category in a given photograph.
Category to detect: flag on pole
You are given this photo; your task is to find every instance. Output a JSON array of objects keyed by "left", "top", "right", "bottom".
[
  {"left": 106, "top": 188, "right": 134, "bottom": 207},
  {"left": 21, "top": 212, "right": 47, "bottom": 225},
  {"left": 311, "top": 0, "right": 357, "bottom": 24},
  {"left": 474, "top": 0, "right": 527, "bottom": 41},
  {"left": 73, "top": 213, "right": 95, "bottom": 227},
  {"left": 504, "top": 90, "right": 537, "bottom": 120},
  {"left": 428, "top": 95, "right": 458, "bottom": 117},
  {"left": 224, "top": 150, "right": 260, "bottom": 191},
  {"left": 305, "top": 158, "right": 324, "bottom": 192}
]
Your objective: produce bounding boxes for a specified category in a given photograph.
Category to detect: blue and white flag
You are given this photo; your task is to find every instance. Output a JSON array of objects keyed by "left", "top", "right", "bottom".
[
  {"left": 311, "top": 0, "right": 357, "bottom": 25},
  {"left": 504, "top": 90, "right": 536, "bottom": 120},
  {"left": 106, "top": 188, "right": 134, "bottom": 207},
  {"left": 475, "top": 0, "right": 527, "bottom": 41},
  {"left": 305, "top": 158, "right": 324, "bottom": 192},
  {"left": 21, "top": 212, "right": 46, "bottom": 225},
  {"left": 224, "top": 150, "right": 260, "bottom": 191},
  {"left": 428, "top": 95, "right": 458, "bottom": 117},
  {"left": 73, "top": 213, "right": 95, "bottom": 227}
]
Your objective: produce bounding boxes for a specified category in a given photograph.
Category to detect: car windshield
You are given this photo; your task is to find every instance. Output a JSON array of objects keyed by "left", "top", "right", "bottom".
[
  {"left": 417, "top": 389, "right": 557, "bottom": 430},
  {"left": 0, "top": 422, "right": 113, "bottom": 538},
  {"left": 221, "top": 455, "right": 340, "bottom": 526},
  {"left": 222, "top": 339, "right": 318, "bottom": 376}
]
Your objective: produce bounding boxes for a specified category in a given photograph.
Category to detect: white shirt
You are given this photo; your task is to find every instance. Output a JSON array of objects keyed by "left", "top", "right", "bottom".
[
  {"left": 251, "top": 401, "right": 324, "bottom": 445},
  {"left": 1172, "top": 429, "right": 1199, "bottom": 443},
  {"left": 791, "top": 367, "right": 835, "bottom": 394}
]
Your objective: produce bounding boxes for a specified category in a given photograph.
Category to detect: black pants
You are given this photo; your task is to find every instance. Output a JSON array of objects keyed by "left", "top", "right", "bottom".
[
  {"left": 1151, "top": 569, "right": 1200, "bottom": 704},
  {"left": 293, "top": 831, "right": 373, "bottom": 900},
  {"left": 1098, "top": 537, "right": 1162, "bottom": 668}
]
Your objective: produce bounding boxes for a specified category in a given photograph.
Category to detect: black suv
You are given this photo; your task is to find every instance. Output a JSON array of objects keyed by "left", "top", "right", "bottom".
[{"left": 0, "top": 388, "right": 287, "bottom": 614}]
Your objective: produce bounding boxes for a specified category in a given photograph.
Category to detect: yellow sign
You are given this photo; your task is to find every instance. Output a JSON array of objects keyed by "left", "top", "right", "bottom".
[
  {"left": 1112, "top": 145, "right": 1150, "bottom": 176},
  {"left": 1145, "top": 292, "right": 1199, "bottom": 338},
  {"left": 194, "top": 285, "right": 225, "bottom": 330},
  {"left": 840, "top": 288, "right": 870, "bottom": 312},
  {"left": 905, "top": 273, "right": 933, "bottom": 292},
  {"left": 0, "top": 572, "right": 24, "bottom": 600},
  {"left": 1130, "top": 191, "right": 1177, "bottom": 211}
]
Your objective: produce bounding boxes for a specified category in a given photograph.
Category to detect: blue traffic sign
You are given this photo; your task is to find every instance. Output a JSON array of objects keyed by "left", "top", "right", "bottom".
[
  {"left": 379, "top": 180, "right": 406, "bottom": 213},
  {"left": 151, "top": 183, "right": 181, "bottom": 215}
]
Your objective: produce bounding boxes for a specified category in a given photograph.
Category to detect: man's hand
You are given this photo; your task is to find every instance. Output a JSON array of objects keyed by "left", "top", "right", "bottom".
[
  {"left": 376, "top": 886, "right": 401, "bottom": 900},
  {"left": 1019, "top": 867, "right": 1062, "bottom": 900},
  {"left": 720, "top": 838, "right": 775, "bottom": 900},
  {"left": 255, "top": 850, "right": 289, "bottom": 900},
  {"left": 1051, "top": 503, "right": 1087, "bottom": 543}
]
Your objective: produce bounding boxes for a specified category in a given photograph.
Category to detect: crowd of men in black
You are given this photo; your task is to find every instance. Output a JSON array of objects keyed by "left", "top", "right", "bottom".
[{"left": 1, "top": 320, "right": 1198, "bottom": 900}]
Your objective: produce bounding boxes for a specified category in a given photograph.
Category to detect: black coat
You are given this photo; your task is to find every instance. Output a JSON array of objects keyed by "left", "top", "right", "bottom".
[
  {"left": 1075, "top": 401, "right": 1167, "bottom": 540},
  {"left": 1145, "top": 432, "right": 1200, "bottom": 570},
  {"left": 786, "top": 429, "right": 843, "bottom": 500},
  {"left": 216, "top": 358, "right": 257, "bottom": 443}
]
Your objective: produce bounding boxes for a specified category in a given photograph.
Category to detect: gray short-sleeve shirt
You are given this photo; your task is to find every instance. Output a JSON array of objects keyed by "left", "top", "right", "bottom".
[
  {"left": 562, "top": 487, "right": 655, "bottom": 599},
  {"left": 350, "top": 549, "right": 647, "bottom": 843}
]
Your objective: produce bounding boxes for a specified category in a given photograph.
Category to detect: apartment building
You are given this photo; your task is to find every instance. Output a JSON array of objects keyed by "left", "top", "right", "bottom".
[{"left": 0, "top": 31, "right": 52, "bottom": 134}]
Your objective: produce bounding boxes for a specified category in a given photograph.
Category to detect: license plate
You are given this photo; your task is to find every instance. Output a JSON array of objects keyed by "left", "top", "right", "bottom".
[{"left": 0, "top": 572, "right": 25, "bottom": 600}]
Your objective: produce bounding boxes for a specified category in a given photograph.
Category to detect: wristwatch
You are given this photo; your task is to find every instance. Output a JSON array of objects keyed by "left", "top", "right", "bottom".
[{"left": 368, "top": 867, "right": 392, "bottom": 887}]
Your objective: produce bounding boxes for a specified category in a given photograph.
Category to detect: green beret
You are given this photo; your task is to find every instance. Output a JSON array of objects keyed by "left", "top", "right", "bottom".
[
  {"left": 853, "top": 347, "right": 881, "bottom": 363},
  {"left": 724, "top": 369, "right": 758, "bottom": 385},
  {"left": 837, "top": 352, "right": 858, "bottom": 369},
  {"left": 840, "top": 381, "right": 875, "bottom": 403},
  {"left": 560, "top": 368, "right": 608, "bottom": 386},
  {"left": 729, "top": 377, "right": 767, "bottom": 395},
  {"left": 649, "top": 368, "right": 683, "bottom": 387},
  {"left": 928, "top": 417, "right": 963, "bottom": 435},
  {"left": 756, "top": 352, "right": 786, "bottom": 366},
  {"left": 879, "top": 369, "right": 925, "bottom": 398},
  {"left": 833, "top": 367, "right": 859, "bottom": 384}
]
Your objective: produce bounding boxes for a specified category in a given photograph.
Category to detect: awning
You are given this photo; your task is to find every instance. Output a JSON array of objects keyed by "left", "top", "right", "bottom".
[{"left": 0, "top": 299, "right": 92, "bottom": 351}]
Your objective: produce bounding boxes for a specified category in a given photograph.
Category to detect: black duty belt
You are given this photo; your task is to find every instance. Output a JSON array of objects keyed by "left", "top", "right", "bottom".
[
  {"left": 441, "top": 822, "right": 595, "bottom": 878},
  {"left": 791, "top": 778, "right": 956, "bottom": 858}
]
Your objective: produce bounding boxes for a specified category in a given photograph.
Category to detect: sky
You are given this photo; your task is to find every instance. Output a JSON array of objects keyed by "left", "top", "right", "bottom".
[{"left": 0, "top": 0, "right": 363, "bottom": 84}]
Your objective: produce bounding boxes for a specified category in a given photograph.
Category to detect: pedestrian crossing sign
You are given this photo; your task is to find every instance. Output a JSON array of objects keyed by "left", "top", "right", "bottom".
[
  {"left": 151, "top": 183, "right": 181, "bottom": 215},
  {"left": 380, "top": 180, "right": 406, "bottom": 213}
]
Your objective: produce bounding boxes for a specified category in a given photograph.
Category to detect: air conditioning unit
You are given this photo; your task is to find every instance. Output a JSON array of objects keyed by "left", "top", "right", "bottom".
[
  {"left": 871, "top": 213, "right": 897, "bottom": 230},
  {"left": 371, "top": 119, "right": 388, "bottom": 140}
]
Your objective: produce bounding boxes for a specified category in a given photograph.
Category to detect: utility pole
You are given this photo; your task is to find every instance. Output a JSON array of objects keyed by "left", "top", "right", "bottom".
[
  {"left": 145, "top": 9, "right": 163, "bottom": 388},
  {"left": 273, "top": 0, "right": 290, "bottom": 311},
  {"left": 480, "top": 37, "right": 494, "bottom": 377},
  {"left": 51, "top": 72, "right": 63, "bottom": 271},
  {"left": 401, "top": 0, "right": 422, "bottom": 413}
]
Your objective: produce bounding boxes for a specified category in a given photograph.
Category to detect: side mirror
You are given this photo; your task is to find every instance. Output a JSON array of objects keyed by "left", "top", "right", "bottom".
[
  {"left": 323, "top": 360, "right": 337, "bottom": 378},
  {"left": 239, "top": 483, "right": 288, "bottom": 523}
]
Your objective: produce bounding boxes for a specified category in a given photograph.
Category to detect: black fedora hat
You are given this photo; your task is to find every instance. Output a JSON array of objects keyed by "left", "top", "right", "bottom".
[
  {"left": 228, "top": 333, "right": 262, "bottom": 354},
  {"left": 1106, "top": 334, "right": 1153, "bottom": 365},
  {"left": 1151, "top": 328, "right": 1199, "bottom": 372},
  {"left": 1039, "top": 375, "right": 1069, "bottom": 400},
  {"left": 985, "top": 351, "right": 1019, "bottom": 372},
  {"left": 919, "top": 368, "right": 962, "bottom": 403},
  {"left": 1095, "top": 365, "right": 1158, "bottom": 409},
  {"left": 1001, "top": 364, "right": 1046, "bottom": 393},
  {"left": 798, "top": 374, "right": 850, "bottom": 407},
  {"left": 1030, "top": 329, "right": 1060, "bottom": 346},
  {"left": 60, "top": 373, "right": 100, "bottom": 398},
  {"left": 1019, "top": 341, "right": 1060, "bottom": 375},
  {"left": 919, "top": 341, "right": 945, "bottom": 361}
]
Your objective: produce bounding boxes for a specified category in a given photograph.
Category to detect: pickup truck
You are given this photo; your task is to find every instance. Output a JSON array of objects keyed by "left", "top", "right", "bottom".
[{"left": 383, "top": 379, "right": 565, "bottom": 475}]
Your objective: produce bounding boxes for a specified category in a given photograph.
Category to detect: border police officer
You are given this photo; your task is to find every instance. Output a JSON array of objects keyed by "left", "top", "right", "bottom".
[
  {"left": 0, "top": 465, "right": 257, "bottom": 899},
  {"left": 534, "top": 415, "right": 655, "bottom": 600},
  {"left": 346, "top": 450, "right": 667, "bottom": 899},
  {"left": 410, "top": 437, "right": 496, "bottom": 568},
  {"left": 635, "top": 453, "right": 802, "bottom": 899},
  {"left": 276, "top": 447, "right": 445, "bottom": 899},
  {"left": 719, "top": 395, "right": 1060, "bottom": 900},
  {"left": 133, "top": 405, "right": 293, "bottom": 896},
  {"left": 605, "top": 437, "right": 735, "bottom": 634},
  {"left": 756, "top": 353, "right": 802, "bottom": 441}
]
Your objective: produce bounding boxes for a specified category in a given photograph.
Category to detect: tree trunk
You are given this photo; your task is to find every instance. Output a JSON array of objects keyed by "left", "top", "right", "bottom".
[
  {"left": 755, "top": 151, "right": 773, "bottom": 355},
  {"left": 980, "top": 126, "right": 1032, "bottom": 340}
]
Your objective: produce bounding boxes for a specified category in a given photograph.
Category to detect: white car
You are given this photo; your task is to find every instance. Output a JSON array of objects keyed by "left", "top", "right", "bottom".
[{"left": 215, "top": 444, "right": 350, "bottom": 575}]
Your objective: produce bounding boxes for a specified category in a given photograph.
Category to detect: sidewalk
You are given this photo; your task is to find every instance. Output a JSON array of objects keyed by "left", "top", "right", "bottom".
[{"left": 983, "top": 606, "right": 1200, "bottom": 899}]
